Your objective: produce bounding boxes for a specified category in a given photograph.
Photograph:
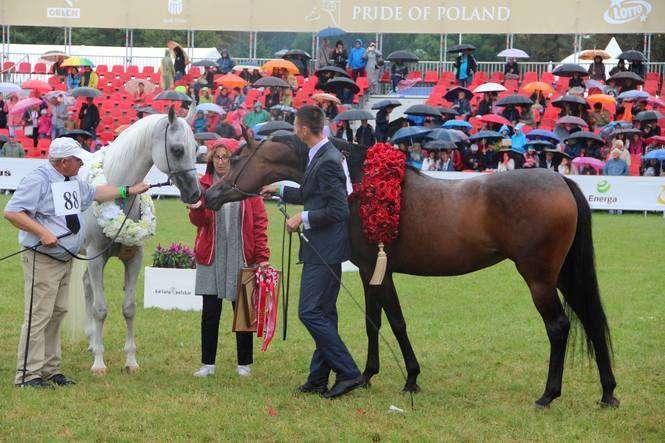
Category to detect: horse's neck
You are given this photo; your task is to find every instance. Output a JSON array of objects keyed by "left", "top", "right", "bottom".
[{"left": 103, "top": 145, "right": 153, "bottom": 187}]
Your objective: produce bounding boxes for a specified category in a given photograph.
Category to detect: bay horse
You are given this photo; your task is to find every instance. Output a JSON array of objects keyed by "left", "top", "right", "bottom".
[
  {"left": 204, "top": 132, "right": 619, "bottom": 408},
  {"left": 83, "top": 108, "right": 201, "bottom": 375}
]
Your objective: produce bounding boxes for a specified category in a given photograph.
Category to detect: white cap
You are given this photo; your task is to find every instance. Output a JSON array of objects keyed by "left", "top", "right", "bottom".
[{"left": 49, "top": 137, "right": 88, "bottom": 160}]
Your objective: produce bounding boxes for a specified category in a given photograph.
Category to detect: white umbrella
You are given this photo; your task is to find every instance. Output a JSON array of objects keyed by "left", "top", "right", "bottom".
[
  {"left": 196, "top": 103, "right": 225, "bottom": 115},
  {"left": 473, "top": 82, "right": 508, "bottom": 94},
  {"left": 497, "top": 48, "right": 529, "bottom": 58},
  {"left": 124, "top": 79, "right": 156, "bottom": 95},
  {"left": 0, "top": 82, "right": 22, "bottom": 95}
]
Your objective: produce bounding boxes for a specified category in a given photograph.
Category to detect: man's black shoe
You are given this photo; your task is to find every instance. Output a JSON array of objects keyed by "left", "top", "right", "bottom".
[
  {"left": 322, "top": 375, "right": 364, "bottom": 399},
  {"left": 15, "top": 378, "right": 53, "bottom": 389},
  {"left": 296, "top": 381, "right": 328, "bottom": 395},
  {"left": 48, "top": 374, "right": 76, "bottom": 386}
]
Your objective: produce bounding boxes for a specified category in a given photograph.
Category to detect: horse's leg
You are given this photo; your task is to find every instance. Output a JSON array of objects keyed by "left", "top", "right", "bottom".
[
  {"left": 83, "top": 268, "right": 96, "bottom": 352},
  {"left": 359, "top": 268, "right": 382, "bottom": 387},
  {"left": 526, "top": 280, "right": 570, "bottom": 408},
  {"left": 382, "top": 274, "right": 421, "bottom": 393},
  {"left": 121, "top": 248, "right": 143, "bottom": 373},
  {"left": 88, "top": 253, "right": 110, "bottom": 375}
]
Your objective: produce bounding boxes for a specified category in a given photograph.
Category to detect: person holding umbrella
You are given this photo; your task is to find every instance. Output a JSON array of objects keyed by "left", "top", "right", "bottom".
[
  {"left": 355, "top": 119, "right": 375, "bottom": 148},
  {"left": 609, "top": 59, "right": 626, "bottom": 77},
  {"left": 629, "top": 59, "right": 646, "bottom": 80},
  {"left": 50, "top": 95, "right": 69, "bottom": 139},
  {"left": 374, "top": 103, "right": 397, "bottom": 142},
  {"left": 65, "top": 68, "right": 80, "bottom": 91},
  {"left": 568, "top": 71, "right": 584, "bottom": 90},
  {"left": 316, "top": 39, "right": 332, "bottom": 70},
  {"left": 590, "top": 102, "right": 612, "bottom": 129},
  {"left": 390, "top": 60, "right": 408, "bottom": 92},
  {"left": 216, "top": 49, "right": 235, "bottom": 74},
  {"left": 78, "top": 97, "right": 100, "bottom": 140},
  {"left": 331, "top": 41, "right": 348, "bottom": 70},
  {"left": 451, "top": 89, "right": 472, "bottom": 119},
  {"left": 168, "top": 41, "right": 188, "bottom": 80},
  {"left": 365, "top": 42, "right": 383, "bottom": 93},
  {"left": 504, "top": 58, "right": 519, "bottom": 79},
  {"left": 588, "top": 56, "right": 607, "bottom": 82},
  {"left": 454, "top": 49, "right": 477, "bottom": 87},
  {"left": 160, "top": 49, "right": 175, "bottom": 90}
]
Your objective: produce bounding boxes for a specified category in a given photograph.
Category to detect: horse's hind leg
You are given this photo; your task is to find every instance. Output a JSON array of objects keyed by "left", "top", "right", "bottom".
[
  {"left": 121, "top": 248, "right": 143, "bottom": 373},
  {"left": 83, "top": 268, "right": 95, "bottom": 352},
  {"left": 522, "top": 276, "right": 570, "bottom": 408},
  {"left": 359, "top": 268, "right": 382, "bottom": 387},
  {"left": 88, "top": 253, "right": 110, "bottom": 375}
]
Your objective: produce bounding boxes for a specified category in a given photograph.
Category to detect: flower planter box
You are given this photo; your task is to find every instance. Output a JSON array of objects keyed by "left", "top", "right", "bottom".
[{"left": 143, "top": 266, "right": 201, "bottom": 311}]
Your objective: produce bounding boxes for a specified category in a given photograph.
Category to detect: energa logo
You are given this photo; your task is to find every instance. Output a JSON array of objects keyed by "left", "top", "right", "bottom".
[
  {"left": 603, "top": 0, "right": 652, "bottom": 24},
  {"left": 596, "top": 180, "right": 611, "bottom": 193}
]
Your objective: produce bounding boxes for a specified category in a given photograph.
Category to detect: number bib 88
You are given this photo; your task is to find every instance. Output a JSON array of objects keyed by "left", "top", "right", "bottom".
[{"left": 52, "top": 180, "right": 82, "bottom": 216}]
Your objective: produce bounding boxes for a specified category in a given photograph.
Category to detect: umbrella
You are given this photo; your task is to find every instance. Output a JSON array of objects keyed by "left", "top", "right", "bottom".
[
  {"left": 634, "top": 110, "right": 663, "bottom": 122},
  {"left": 114, "top": 124, "right": 130, "bottom": 136},
  {"left": 584, "top": 79, "right": 606, "bottom": 91},
  {"left": 497, "top": 48, "right": 529, "bottom": 58},
  {"left": 60, "top": 129, "right": 93, "bottom": 139},
  {"left": 317, "top": 27, "right": 346, "bottom": 38},
  {"left": 274, "top": 49, "right": 289, "bottom": 58},
  {"left": 372, "top": 99, "right": 402, "bottom": 110},
  {"left": 599, "top": 121, "right": 633, "bottom": 139},
  {"left": 552, "top": 95, "right": 588, "bottom": 109},
  {"left": 21, "top": 79, "right": 52, "bottom": 92},
  {"left": 196, "top": 103, "right": 225, "bottom": 115},
  {"left": 564, "top": 131, "right": 605, "bottom": 145},
  {"left": 424, "top": 140, "right": 457, "bottom": 151},
  {"left": 386, "top": 50, "right": 419, "bottom": 62},
  {"left": 540, "top": 148, "right": 571, "bottom": 159},
  {"left": 192, "top": 59, "right": 217, "bottom": 67},
  {"left": 255, "top": 121, "right": 294, "bottom": 136},
  {"left": 232, "top": 64, "right": 261, "bottom": 72},
  {"left": 496, "top": 95, "right": 533, "bottom": 107},
  {"left": 194, "top": 132, "right": 221, "bottom": 141},
  {"left": 444, "top": 86, "right": 473, "bottom": 102},
  {"left": 617, "top": 90, "right": 650, "bottom": 101},
  {"left": 469, "top": 130, "right": 503, "bottom": 142},
  {"left": 252, "top": 76, "right": 290, "bottom": 88},
  {"left": 134, "top": 105, "right": 158, "bottom": 115},
  {"left": 61, "top": 56, "right": 94, "bottom": 67},
  {"left": 334, "top": 109, "right": 375, "bottom": 122},
  {"left": 315, "top": 65, "right": 351, "bottom": 78},
  {"left": 643, "top": 149, "right": 665, "bottom": 160},
  {"left": 426, "top": 128, "right": 465, "bottom": 143},
  {"left": 270, "top": 104, "right": 296, "bottom": 113},
  {"left": 124, "top": 79, "right": 156, "bottom": 95},
  {"left": 572, "top": 156, "right": 605, "bottom": 170},
  {"left": 608, "top": 71, "right": 644, "bottom": 84},
  {"left": 311, "top": 92, "right": 342, "bottom": 105},
  {"left": 447, "top": 44, "right": 476, "bottom": 53},
  {"left": 8, "top": 98, "right": 42, "bottom": 115},
  {"left": 174, "top": 85, "right": 187, "bottom": 93},
  {"left": 69, "top": 87, "right": 102, "bottom": 98},
  {"left": 391, "top": 126, "right": 431, "bottom": 144},
  {"left": 579, "top": 49, "right": 611, "bottom": 60},
  {"left": 323, "top": 77, "right": 360, "bottom": 94},
  {"left": 153, "top": 90, "right": 193, "bottom": 102},
  {"left": 587, "top": 94, "right": 616, "bottom": 106},
  {"left": 404, "top": 104, "right": 440, "bottom": 117},
  {"left": 552, "top": 63, "right": 588, "bottom": 77},
  {"left": 284, "top": 49, "right": 311, "bottom": 59},
  {"left": 524, "top": 140, "right": 554, "bottom": 151},
  {"left": 473, "top": 82, "right": 507, "bottom": 94},
  {"left": 526, "top": 129, "right": 560, "bottom": 143},
  {"left": 215, "top": 73, "right": 248, "bottom": 89},
  {"left": 0, "top": 134, "right": 7, "bottom": 142},
  {"left": 438, "top": 107, "right": 458, "bottom": 116},
  {"left": 443, "top": 120, "right": 472, "bottom": 130},
  {"left": 646, "top": 136, "right": 665, "bottom": 146},
  {"left": 477, "top": 114, "right": 513, "bottom": 127},
  {"left": 556, "top": 115, "right": 588, "bottom": 127},
  {"left": 0, "top": 82, "right": 22, "bottom": 94},
  {"left": 40, "top": 50, "right": 68, "bottom": 62},
  {"left": 261, "top": 59, "right": 299, "bottom": 75},
  {"left": 521, "top": 81, "right": 555, "bottom": 96},
  {"left": 611, "top": 127, "right": 642, "bottom": 137},
  {"left": 617, "top": 50, "right": 646, "bottom": 62}
]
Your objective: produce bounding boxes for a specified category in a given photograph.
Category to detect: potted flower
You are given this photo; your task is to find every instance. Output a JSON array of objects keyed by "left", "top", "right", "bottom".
[{"left": 144, "top": 243, "right": 200, "bottom": 311}]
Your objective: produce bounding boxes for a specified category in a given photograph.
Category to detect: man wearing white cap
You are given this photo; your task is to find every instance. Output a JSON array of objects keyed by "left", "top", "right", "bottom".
[{"left": 4, "top": 137, "right": 150, "bottom": 388}]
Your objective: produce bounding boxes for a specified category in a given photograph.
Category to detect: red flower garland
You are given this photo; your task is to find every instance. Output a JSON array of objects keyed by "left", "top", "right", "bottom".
[{"left": 354, "top": 143, "right": 407, "bottom": 244}]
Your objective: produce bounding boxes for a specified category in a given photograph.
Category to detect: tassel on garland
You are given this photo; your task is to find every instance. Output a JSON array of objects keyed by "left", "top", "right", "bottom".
[{"left": 369, "top": 242, "right": 387, "bottom": 286}]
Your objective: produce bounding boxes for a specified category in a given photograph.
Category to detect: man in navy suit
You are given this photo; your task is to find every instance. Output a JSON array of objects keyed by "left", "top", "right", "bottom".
[{"left": 261, "top": 105, "right": 362, "bottom": 398}]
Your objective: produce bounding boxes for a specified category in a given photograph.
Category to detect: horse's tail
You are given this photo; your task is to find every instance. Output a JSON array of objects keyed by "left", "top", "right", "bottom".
[{"left": 558, "top": 177, "right": 612, "bottom": 362}]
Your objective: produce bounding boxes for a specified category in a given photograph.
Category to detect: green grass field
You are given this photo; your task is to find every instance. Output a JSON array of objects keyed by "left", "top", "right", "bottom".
[{"left": 0, "top": 195, "right": 663, "bottom": 441}]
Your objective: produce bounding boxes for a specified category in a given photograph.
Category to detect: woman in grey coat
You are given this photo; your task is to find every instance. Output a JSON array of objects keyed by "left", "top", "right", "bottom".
[{"left": 365, "top": 42, "right": 383, "bottom": 92}]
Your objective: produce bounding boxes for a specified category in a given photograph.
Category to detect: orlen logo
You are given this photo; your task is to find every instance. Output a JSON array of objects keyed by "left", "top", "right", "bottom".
[
  {"left": 603, "top": 0, "right": 652, "bottom": 24},
  {"left": 597, "top": 180, "right": 611, "bottom": 193},
  {"left": 168, "top": 0, "right": 183, "bottom": 15}
]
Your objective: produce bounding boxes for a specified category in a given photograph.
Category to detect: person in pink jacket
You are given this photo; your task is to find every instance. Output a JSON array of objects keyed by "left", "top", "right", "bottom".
[{"left": 37, "top": 109, "right": 52, "bottom": 139}]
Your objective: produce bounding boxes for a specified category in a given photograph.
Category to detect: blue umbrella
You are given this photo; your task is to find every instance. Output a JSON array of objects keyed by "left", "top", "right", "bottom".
[
  {"left": 599, "top": 121, "right": 633, "bottom": 140},
  {"left": 443, "top": 119, "right": 472, "bottom": 130},
  {"left": 526, "top": 129, "right": 560, "bottom": 143},
  {"left": 643, "top": 149, "right": 665, "bottom": 161},
  {"left": 469, "top": 130, "right": 503, "bottom": 142},
  {"left": 0, "top": 82, "right": 22, "bottom": 95},
  {"left": 391, "top": 126, "right": 431, "bottom": 144},
  {"left": 617, "top": 90, "right": 650, "bottom": 101},
  {"left": 317, "top": 27, "right": 346, "bottom": 38}
]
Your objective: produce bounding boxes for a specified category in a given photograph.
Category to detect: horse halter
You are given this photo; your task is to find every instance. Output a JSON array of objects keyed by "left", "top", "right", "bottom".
[
  {"left": 228, "top": 138, "right": 266, "bottom": 198},
  {"left": 154, "top": 120, "right": 197, "bottom": 187}
]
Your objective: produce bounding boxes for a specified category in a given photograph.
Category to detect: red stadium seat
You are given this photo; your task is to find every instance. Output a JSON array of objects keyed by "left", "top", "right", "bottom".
[
  {"left": 96, "top": 65, "right": 108, "bottom": 74},
  {"left": 424, "top": 71, "right": 439, "bottom": 83},
  {"left": 490, "top": 71, "right": 504, "bottom": 83},
  {"left": 126, "top": 65, "right": 139, "bottom": 76},
  {"left": 142, "top": 66, "right": 155, "bottom": 74},
  {"left": 407, "top": 71, "right": 422, "bottom": 80},
  {"left": 474, "top": 71, "right": 487, "bottom": 83},
  {"left": 111, "top": 65, "right": 125, "bottom": 74},
  {"left": 33, "top": 63, "right": 47, "bottom": 74},
  {"left": 644, "top": 80, "right": 658, "bottom": 96},
  {"left": 541, "top": 72, "right": 554, "bottom": 84},
  {"left": 17, "top": 62, "right": 31, "bottom": 74},
  {"left": 645, "top": 72, "right": 660, "bottom": 82},
  {"left": 523, "top": 71, "right": 538, "bottom": 84},
  {"left": 2, "top": 61, "right": 15, "bottom": 72}
]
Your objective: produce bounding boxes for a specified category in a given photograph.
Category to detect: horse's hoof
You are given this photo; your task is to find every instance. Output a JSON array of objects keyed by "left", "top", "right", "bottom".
[
  {"left": 402, "top": 383, "right": 421, "bottom": 394},
  {"left": 91, "top": 367, "right": 108, "bottom": 376},
  {"left": 599, "top": 396, "right": 620, "bottom": 408},
  {"left": 124, "top": 365, "right": 140, "bottom": 374}
]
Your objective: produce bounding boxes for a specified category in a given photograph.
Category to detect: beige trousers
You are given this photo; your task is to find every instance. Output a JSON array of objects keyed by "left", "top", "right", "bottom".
[{"left": 15, "top": 251, "right": 72, "bottom": 384}]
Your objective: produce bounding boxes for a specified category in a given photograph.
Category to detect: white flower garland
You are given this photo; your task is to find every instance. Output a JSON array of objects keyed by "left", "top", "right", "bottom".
[{"left": 88, "top": 153, "right": 156, "bottom": 247}]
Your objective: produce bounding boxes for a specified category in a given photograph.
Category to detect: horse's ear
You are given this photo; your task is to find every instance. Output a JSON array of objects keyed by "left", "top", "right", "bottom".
[
  {"left": 240, "top": 125, "right": 256, "bottom": 150},
  {"left": 168, "top": 105, "right": 176, "bottom": 125}
]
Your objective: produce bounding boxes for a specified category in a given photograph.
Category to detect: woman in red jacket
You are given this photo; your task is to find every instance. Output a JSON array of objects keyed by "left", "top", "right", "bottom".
[{"left": 188, "top": 138, "right": 270, "bottom": 378}]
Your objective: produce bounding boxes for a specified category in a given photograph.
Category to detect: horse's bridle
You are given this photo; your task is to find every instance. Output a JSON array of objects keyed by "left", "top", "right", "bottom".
[
  {"left": 228, "top": 138, "right": 267, "bottom": 198},
  {"left": 152, "top": 120, "right": 197, "bottom": 188}
]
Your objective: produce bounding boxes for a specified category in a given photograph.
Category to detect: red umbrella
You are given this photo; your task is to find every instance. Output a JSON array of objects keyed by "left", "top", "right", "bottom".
[
  {"left": 646, "top": 135, "right": 665, "bottom": 146},
  {"left": 477, "top": 114, "right": 513, "bottom": 127},
  {"left": 9, "top": 98, "right": 43, "bottom": 115},
  {"left": 556, "top": 115, "right": 588, "bottom": 127},
  {"left": 21, "top": 79, "right": 52, "bottom": 92}
]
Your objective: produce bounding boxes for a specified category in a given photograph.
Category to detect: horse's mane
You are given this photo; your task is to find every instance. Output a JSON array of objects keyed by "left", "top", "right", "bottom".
[{"left": 103, "top": 114, "right": 196, "bottom": 177}]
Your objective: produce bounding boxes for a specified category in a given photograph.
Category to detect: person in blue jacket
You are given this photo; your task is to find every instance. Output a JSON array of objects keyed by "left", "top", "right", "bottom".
[{"left": 347, "top": 39, "right": 367, "bottom": 81}]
